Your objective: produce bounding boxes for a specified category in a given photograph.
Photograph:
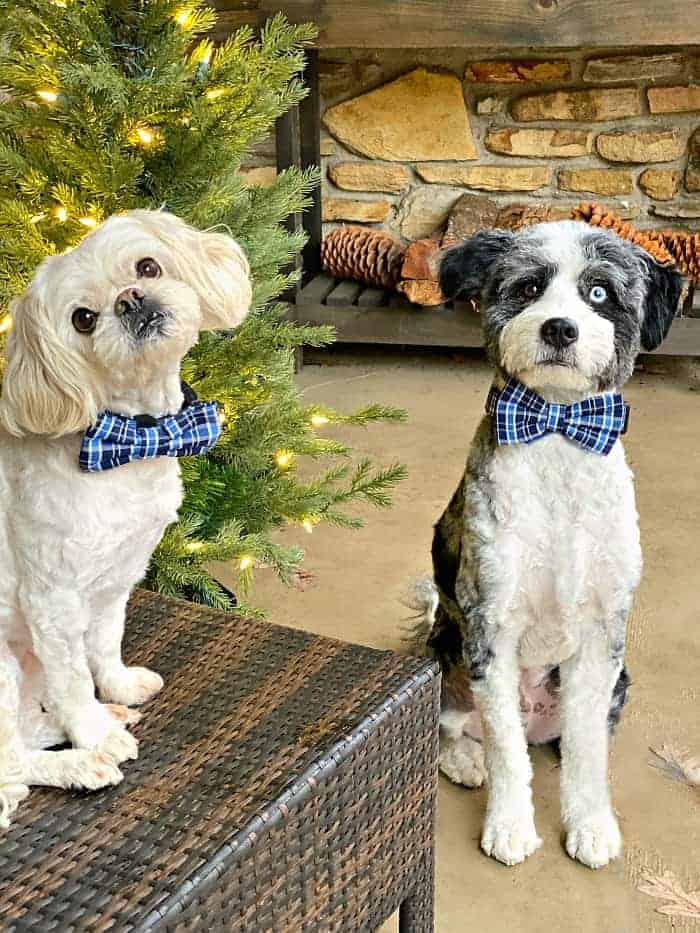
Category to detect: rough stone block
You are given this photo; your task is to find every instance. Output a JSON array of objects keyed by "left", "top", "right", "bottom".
[
  {"left": 465, "top": 60, "right": 571, "bottom": 83},
  {"left": 648, "top": 86, "right": 700, "bottom": 114},
  {"left": 322, "top": 199, "right": 392, "bottom": 223},
  {"left": 486, "top": 128, "right": 591, "bottom": 158},
  {"left": 639, "top": 169, "right": 681, "bottom": 201},
  {"left": 596, "top": 129, "right": 684, "bottom": 163},
  {"left": 558, "top": 169, "right": 632, "bottom": 196},
  {"left": 329, "top": 162, "right": 410, "bottom": 194},
  {"left": 416, "top": 164, "right": 549, "bottom": 192},
  {"left": 323, "top": 68, "right": 478, "bottom": 162},
  {"left": 512, "top": 88, "right": 640, "bottom": 122},
  {"left": 583, "top": 54, "right": 685, "bottom": 83},
  {"left": 394, "top": 186, "right": 464, "bottom": 240}
]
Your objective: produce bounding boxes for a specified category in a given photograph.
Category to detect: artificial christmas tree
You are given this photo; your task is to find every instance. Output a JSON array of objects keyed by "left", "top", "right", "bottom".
[{"left": 0, "top": 1, "right": 406, "bottom": 610}]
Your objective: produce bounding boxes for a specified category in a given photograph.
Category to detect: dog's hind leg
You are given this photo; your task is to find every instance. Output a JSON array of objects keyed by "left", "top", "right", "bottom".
[
  {"left": 439, "top": 709, "right": 486, "bottom": 788},
  {"left": 0, "top": 642, "right": 30, "bottom": 829}
]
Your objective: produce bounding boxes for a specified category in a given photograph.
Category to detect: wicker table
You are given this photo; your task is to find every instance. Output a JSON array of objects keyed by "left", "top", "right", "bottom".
[{"left": 0, "top": 590, "right": 440, "bottom": 932}]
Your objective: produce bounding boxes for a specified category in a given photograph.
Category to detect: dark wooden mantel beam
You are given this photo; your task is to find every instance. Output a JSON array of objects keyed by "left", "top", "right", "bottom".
[{"left": 211, "top": 1, "right": 700, "bottom": 48}]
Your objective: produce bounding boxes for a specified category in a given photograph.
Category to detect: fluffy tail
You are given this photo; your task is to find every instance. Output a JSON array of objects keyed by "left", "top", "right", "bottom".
[{"left": 402, "top": 577, "right": 439, "bottom": 654}]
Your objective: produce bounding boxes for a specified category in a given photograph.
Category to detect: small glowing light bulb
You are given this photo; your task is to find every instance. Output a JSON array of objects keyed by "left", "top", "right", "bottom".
[
  {"left": 239, "top": 555, "right": 253, "bottom": 571},
  {"left": 310, "top": 414, "right": 329, "bottom": 427},
  {"left": 186, "top": 541, "right": 205, "bottom": 553},
  {"left": 135, "top": 126, "right": 155, "bottom": 145},
  {"left": 205, "top": 88, "right": 226, "bottom": 101},
  {"left": 275, "top": 450, "right": 293, "bottom": 469},
  {"left": 302, "top": 519, "right": 314, "bottom": 534},
  {"left": 0, "top": 315, "right": 13, "bottom": 335},
  {"left": 175, "top": 8, "right": 190, "bottom": 25},
  {"left": 37, "top": 89, "right": 58, "bottom": 103},
  {"left": 53, "top": 205, "right": 68, "bottom": 223},
  {"left": 79, "top": 216, "right": 98, "bottom": 229}
]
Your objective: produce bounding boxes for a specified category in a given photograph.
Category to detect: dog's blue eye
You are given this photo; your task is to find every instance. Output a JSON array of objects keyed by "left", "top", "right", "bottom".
[{"left": 589, "top": 285, "right": 608, "bottom": 304}]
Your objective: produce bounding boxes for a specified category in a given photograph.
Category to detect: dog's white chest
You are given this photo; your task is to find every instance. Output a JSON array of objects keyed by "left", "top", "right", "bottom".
[
  {"left": 480, "top": 435, "right": 642, "bottom": 666},
  {"left": 0, "top": 435, "right": 183, "bottom": 613}
]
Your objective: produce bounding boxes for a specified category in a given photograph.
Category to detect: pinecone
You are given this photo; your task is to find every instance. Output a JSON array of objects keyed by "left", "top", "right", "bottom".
[
  {"left": 661, "top": 231, "right": 700, "bottom": 283},
  {"left": 571, "top": 202, "right": 676, "bottom": 269},
  {"left": 321, "top": 226, "right": 406, "bottom": 289}
]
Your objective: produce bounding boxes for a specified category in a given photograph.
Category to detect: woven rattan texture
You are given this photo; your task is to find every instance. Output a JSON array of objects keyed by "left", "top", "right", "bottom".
[{"left": 0, "top": 591, "right": 439, "bottom": 932}]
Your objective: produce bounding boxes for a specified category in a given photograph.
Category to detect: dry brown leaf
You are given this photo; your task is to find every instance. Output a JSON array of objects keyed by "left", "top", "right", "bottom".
[
  {"left": 649, "top": 744, "right": 700, "bottom": 787},
  {"left": 291, "top": 569, "right": 316, "bottom": 591},
  {"left": 638, "top": 870, "right": 700, "bottom": 919}
]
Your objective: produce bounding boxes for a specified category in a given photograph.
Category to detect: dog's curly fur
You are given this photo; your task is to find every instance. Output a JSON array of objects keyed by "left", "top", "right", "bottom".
[
  {"left": 0, "top": 210, "right": 251, "bottom": 828},
  {"left": 421, "top": 221, "right": 681, "bottom": 869}
]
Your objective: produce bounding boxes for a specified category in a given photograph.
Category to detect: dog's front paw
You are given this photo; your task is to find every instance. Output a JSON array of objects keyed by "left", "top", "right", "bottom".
[
  {"left": 105, "top": 704, "right": 143, "bottom": 727},
  {"left": 0, "top": 783, "right": 29, "bottom": 830},
  {"left": 565, "top": 811, "right": 621, "bottom": 869},
  {"left": 481, "top": 809, "right": 542, "bottom": 866},
  {"left": 67, "top": 704, "right": 138, "bottom": 764},
  {"left": 97, "top": 728, "right": 139, "bottom": 765},
  {"left": 99, "top": 666, "right": 164, "bottom": 706},
  {"left": 59, "top": 749, "right": 124, "bottom": 790}
]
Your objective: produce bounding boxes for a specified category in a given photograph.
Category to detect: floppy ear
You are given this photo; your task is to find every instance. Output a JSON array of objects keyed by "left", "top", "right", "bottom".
[
  {"left": 132, "top": 210, "right": 252, "bottom": 331},
  {"left": 0, "top": 290, "right": 99, "bottom": 437},
  {"left": 637, "top": 252, "right": 683, "bottom": 352},
  {"left": 440, "top": 230, "right": 515, "bottom": 301}
]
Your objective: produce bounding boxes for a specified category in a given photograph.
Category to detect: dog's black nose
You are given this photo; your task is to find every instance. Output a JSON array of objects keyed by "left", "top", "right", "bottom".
[
  {"left": 541, "top": 317, "right": 579, "bottom": 349},
  {"left": 115, "top": 287, "right": 145, "bottom": 317}
]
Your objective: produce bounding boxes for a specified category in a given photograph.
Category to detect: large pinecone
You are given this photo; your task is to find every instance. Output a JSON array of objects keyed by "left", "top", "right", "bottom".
[
  {"left": 571, "top": 202, "right": 679, "bottom": 271},
  {"left": 321, "top": 226, "right": 406, "bottom": 289},
  {"left": 661, "top": 231, "right": 700, "bottom": 284}
]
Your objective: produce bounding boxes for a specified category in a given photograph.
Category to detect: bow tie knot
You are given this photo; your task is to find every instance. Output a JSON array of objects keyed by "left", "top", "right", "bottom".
[
  {"left": 486, "top": 378, "right": 629, "bottom": 456},
  {"left": 544, "top": 402, "right": 566, "bottom": 434}
]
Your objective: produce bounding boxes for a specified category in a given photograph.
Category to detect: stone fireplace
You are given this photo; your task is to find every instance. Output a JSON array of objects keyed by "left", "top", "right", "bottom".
[
  {"left": 226, "top": 4, "right": 700, "bottom": 352},
  {"left": 245, "top": 49, "right": 700, "bottom": 242}
]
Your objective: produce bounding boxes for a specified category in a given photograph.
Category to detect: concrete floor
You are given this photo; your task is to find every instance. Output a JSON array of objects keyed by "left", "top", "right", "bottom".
[{"left": 217, "top": 350, "right": 700, "bottom": 932}]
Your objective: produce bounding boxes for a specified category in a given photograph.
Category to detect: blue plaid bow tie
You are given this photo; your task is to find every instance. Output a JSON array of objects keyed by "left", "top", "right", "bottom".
[
  {"left": 79, "top": 392, "right": 222, "bottom": 472},
  {"left": 486, "top": 378, "right": 629, "bottom": 456}
]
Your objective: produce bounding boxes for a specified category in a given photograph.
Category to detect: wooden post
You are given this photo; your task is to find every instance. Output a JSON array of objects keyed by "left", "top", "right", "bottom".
[
  {"left": 275, "top": 102, "right": 302, "bottom": 290},
  {"left": 275, "top": 48, "right": 322, "bottom": 369},
  {"left": 299, "top": 47, "right": 322, "bottom": 283}
]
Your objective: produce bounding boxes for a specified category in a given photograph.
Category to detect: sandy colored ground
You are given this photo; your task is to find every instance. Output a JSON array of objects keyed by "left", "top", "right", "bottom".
[{"left": 217, "top": 350, "right": 700, "bottom": 932}]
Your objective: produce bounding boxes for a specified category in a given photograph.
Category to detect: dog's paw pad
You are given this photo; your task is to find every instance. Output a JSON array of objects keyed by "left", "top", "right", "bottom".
[
  {"left": 481, "top": 814, "right": 542, "bottom": 866},
  {"left": 101, "top": 667, "right": 164, "bottom": 706},
  {"left": 105, "top": 704, "right": 142, "bottom": 726},
  {"left": 97, "top": 728, "right": 138, "bottom": 765},
  {"left": 0, "top": 783, "right": 30, "bottom": 830},
  {"left": 439, "top": 740, "right": 486, "bottom": 788},
  {"left": 565, "top": 813, "right": 621, "bottom": 869}
]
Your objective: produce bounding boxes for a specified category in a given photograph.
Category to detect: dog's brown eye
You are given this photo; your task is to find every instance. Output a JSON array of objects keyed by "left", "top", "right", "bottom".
[
  {"left": 136, "top": 257, "right": 161, "bottom": 278},
  {"left": 522, "top": 282, "right": 539, "bottom": 300},
  {"left": 72, "top": 307, "right": 98, "bottom": 334}
]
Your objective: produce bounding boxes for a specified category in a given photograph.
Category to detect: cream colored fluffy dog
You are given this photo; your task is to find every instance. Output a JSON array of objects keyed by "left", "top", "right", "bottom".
[{"left": 0, "top": 210, "right": 251, "bottom": 828}]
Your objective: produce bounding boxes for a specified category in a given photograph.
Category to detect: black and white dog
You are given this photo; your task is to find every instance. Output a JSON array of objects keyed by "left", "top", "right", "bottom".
[{"left": 418, "top": 220, "right": 681, "bottom": 869}]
